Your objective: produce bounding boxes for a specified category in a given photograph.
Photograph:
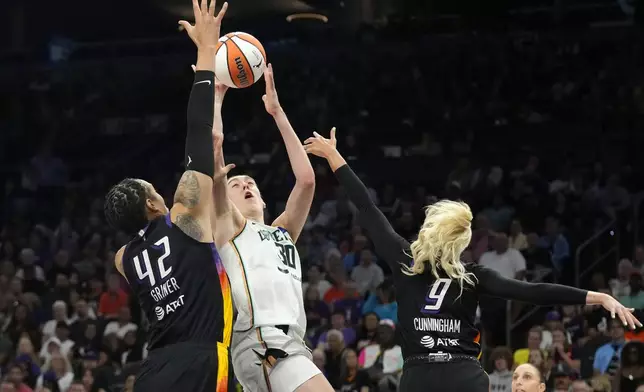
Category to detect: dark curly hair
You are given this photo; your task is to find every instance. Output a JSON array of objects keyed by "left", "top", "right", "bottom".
[{"left": 104, "top": 178, "right": 149, "bottom": 235}]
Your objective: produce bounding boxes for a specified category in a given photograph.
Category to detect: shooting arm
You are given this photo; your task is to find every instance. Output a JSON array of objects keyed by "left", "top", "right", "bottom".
[
  {"left": 209, "top": 88, "right": 245, "bottom": 248},
  {"left": 271, "top": 109, "right": 315, "bottom": 242}
]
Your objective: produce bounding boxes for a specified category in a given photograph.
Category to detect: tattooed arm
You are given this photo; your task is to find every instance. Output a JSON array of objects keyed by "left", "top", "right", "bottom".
[{"left": 170, "top": 52, "right": 217, "bottom": 243}]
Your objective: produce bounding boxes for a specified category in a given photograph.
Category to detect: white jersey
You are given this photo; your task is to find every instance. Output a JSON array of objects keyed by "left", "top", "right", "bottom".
[{"left": 219, "top": 219, "right": 306, "bottom": 338}]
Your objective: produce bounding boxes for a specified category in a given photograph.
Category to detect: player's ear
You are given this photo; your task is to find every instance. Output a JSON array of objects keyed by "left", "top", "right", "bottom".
[
  {"left": 145, "top": 198, "right": 164, "bottom": 215},
  {"left": 538, "top": 383, "right": 546, "bottom": 392}
]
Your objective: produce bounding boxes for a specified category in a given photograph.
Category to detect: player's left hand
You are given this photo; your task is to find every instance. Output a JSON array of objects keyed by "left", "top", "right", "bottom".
[
  {"left": 179, "top": 0, "right": 228, "bottom": 50},
  {"left": 303, "top": 127, "right": 337, "bottom": 159},
  {"left": 600, "top": 294, "right": 642, "bottom": 329},
  {"left": 213, "top": 136, "right": 235, "bottom": 181},
  {"left": 262, "top": 64, "right": 282, "bottom": 116}
]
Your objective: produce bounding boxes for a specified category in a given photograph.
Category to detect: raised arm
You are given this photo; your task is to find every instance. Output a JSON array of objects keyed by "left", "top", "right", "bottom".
[
  {"left": 264, "top": 64, "right": 315, "bottom": 243},
  {"left": 209, "top": 81, "right": 245, "bottom": 248},
  {"left": 472, "top": 264, "right": 642, "bottom": 329},
  {"left": 171, "top": 0, "right": 227, "bottom": 242},
  {"left": 304, "top": 129, "right": 410, "bottom": 270}
]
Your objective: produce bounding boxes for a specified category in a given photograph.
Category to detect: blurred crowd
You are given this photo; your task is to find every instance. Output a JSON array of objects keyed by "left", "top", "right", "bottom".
[{"left": 1, "top": 22, "right": 644, "bottom": 392}]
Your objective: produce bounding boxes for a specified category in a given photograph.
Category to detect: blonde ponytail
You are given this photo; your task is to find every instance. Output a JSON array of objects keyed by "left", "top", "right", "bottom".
[{"left": 402, "top": 200, "right": 477, "bottom": 295}]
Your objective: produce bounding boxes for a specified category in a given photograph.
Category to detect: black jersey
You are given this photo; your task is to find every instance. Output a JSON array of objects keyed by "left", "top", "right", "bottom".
[
  {"left": 121, "top": 214, "right": 232, "bottom": 350},
  {"left": 334, "top": 165, "right": 588, "bottom": 359}
]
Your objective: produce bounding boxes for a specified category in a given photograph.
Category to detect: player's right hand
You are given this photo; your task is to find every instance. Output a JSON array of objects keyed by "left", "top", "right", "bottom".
[
  {"left": 179, "top": 0, "right": 228, "bottom": 50},
  {"left": 303, "top": 127, "right": 337, "bottom": 159},
  {"left": 213, "top": 136, "right": 235, "bottom": 181}
]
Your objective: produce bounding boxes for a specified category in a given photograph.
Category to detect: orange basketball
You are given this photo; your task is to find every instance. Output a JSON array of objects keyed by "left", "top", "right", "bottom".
[{"left": 215, "top": 32, "right": 267, "bottom": 89}]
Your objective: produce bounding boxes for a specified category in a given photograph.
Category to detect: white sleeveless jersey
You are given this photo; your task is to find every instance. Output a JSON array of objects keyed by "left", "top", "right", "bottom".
[{"left": 219, "top": 220, "right": 306, "bottom": 337}]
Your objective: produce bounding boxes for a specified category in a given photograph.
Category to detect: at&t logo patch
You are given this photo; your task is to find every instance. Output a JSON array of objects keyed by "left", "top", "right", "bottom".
[
  {"left": 155, "top": 306, "right": 165, "bottom": 320},
  {"left": 420, "top": 335, "right": 435, "bottom": 348}
]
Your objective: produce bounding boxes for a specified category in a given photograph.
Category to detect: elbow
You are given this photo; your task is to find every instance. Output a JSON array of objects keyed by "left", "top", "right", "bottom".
[{"left": 297, "top": 173, "right": 316, "bottom": 188}]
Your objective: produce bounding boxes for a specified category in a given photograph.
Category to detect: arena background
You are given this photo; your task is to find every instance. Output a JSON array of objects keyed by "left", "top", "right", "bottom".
[{"left": 1, "top": 0, "right": 644, "bottom": 391}]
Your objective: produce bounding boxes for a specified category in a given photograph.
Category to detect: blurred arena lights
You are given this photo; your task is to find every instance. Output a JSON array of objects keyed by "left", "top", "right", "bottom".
[{"left": 286, "top": 13, "right": 329, "bottom": 22}]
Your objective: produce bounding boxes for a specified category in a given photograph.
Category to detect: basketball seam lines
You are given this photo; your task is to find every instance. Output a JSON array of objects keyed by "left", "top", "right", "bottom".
[
  {"left": 229, "top": 38, "right": 256, "bottom": 85},
  {"left": 234, "top": 35, "right": 266, "bottom": 61},
  {"left": 223, "top": 41, "right": 237, "bottom": 88}
]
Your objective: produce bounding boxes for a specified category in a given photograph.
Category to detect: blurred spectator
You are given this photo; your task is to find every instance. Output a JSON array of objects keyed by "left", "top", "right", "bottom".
[
  {"left": 361, "top": 280, "right": 397, "bottom": 323},
  {"left": 323, "top": 329, "right": 346, "bottom": 389},
  {"left": 508, "top": 219, "right": 528, "bottom": 251},
  {"left": 311, "top": 349, "right": 326, "bottom": 377},
  {"left": 35, "top": 352, "right": 74, "bottom": 392},
  {"left": 337, "top": 348, "right": 370, "bottom": 392},
  {"left": 317, "top": 311, "right": 356, "bottom": 350},
  {"left": 41, "top": 301, "right": 69, "bottom": 342},
  {"left": 103, "top": 307, "right": 135, "bottom": 339},
  {"left": 350, "top": 249, "right": 384, "bottom": 296},
  {"left": 470, "top": 214, "right": 492, "bottom": 262},
  {"left": 514, "top": 326, "right": 544, "bottom": 366},
  {"left": 548, "top": 324, "right": 580, "bottom": 374},
  {"left": 306, "top": 227, "right": 337, "bottom": 266},
  {"left": 619, "top": 272, "right": 644, "bottom": 310},
  {"left": 343, "top": 235, "right": 369, "bottom": 272},
  {"left": 594, "top": 318, "right": 626, "bottom": 377},
  {"left": 97, "top": 274, "right": 127, "bottom": 318},
  {"left": 480, "top": 233, "right": 527, "bottom": 280},
  {"left": 523, "top": 232, "right": 552, "bottom": 269},
  {"left": 482, "top": 194, "right": 515, "bottom": 233},
  {"left": 551, "top": 369, "right": 572, "bottom": 392},
  {"left": 538, "top": 217, "right": 570, "bottom": 272},
  {"left": 4, "top": 363, "right": 32, "bottom": 392},
  {"left": 613, "top": 341, "right": 644, "bottom": 392},
  {"left": 15, "top": 250, "right": 45, "bottom": 296},
  {"left": 332, "top": 282, "right": 363, "bottom": 326},
  {"left": 358, "top": 320, "right": 402, "bottom": 392},
  {"left": 323, "top": 269, "right": 359, "bottom": 304},
  {"left": 488, "top": 346, "right": 513, "bottom": 391},
  {"left": 304, "top": 286, "right": 330, "bottom": 341},
  {"left": 610, "top": 259, "right": 634, "bottom": 298},
  {"left": 571, "top": 379, "right": 592, "bottom": 392},
  {"left": 541, "top": 312, "right": 565, "bottom": 350},
  {"left": 355, "top": 312, "right": 379, "bottom": 352},
  {"left": 4, "top": 304, "right": 40, "bottom": 345},
  {"left": 302, "top": 265, "right": 332, "bottom": 300},
  {"left": 634, "top": 245, "right": 644, "bottom": 273}
]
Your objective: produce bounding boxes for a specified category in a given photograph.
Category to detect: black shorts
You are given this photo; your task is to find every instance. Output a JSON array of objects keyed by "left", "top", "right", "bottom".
[
  {"left": 399, "top": 359, "right": 489, "bottom": 392},
  {"left": 135, "top": 342, "right": 233, "bottom": 392}
]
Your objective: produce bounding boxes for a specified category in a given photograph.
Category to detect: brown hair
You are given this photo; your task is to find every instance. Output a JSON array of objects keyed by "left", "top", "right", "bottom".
[{"left": 489, "top": 346, "right": 514, "bottom": 370}]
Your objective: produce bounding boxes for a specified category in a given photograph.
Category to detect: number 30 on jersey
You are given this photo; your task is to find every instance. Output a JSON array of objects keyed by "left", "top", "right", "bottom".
[{"left": 422, "top": 278, "right": 451, "bottom": 314}]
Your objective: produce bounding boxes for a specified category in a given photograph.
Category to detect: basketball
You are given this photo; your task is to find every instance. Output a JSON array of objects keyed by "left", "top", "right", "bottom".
[{"left": 215, "top": 32, "right": 267, "bottom": 89}]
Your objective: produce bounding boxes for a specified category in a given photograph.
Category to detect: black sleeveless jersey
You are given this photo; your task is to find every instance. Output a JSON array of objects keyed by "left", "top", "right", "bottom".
[
  {"left": 121, "top": 215, "right": 233, "bottom": 350},
  {"left": 334, "top": 164, "right": 589, "bottom": 360}
]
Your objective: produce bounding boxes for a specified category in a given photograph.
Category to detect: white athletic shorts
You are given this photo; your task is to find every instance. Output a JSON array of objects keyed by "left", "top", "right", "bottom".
[{"left": 232, "top": 326, "right": 321, "bottom": 392}]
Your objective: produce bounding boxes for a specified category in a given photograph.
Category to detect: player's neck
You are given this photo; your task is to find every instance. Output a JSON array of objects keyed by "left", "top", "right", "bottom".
[{"left": 246, "top": 212, "right": 264, "bottom": 224}]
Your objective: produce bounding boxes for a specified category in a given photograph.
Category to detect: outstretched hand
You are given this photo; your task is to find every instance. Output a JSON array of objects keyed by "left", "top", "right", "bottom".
[
  {"left": 262, "top": 64, "right": 282, "bottom": 116},
  {"left": 213, "top": 136, "right": 235, "bottom": 182},
  {"left": 600, "top": 294, "right": 642, "bottom": 330},
  {"left": 179, "top": 0, "right": 227, "bottom": 50},
  {"left": 303, "top": 127, "right": 337, "bottom": 159}
]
